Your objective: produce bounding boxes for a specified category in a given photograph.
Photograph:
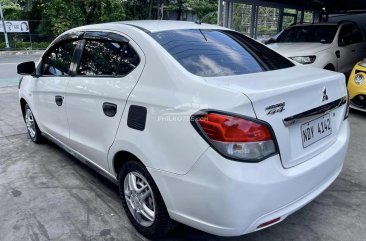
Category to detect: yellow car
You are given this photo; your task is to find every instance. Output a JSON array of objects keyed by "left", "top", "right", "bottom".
[{"left": 348, "top": 60, "right": 366, "bottom": 111}]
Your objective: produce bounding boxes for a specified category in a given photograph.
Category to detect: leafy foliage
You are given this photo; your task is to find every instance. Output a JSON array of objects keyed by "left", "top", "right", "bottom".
[
  {"left": 1, "top": 0, "right": 218, "bottom": 37},
  {"left": 39, "top": 0, "right": 126, "bottom": 36},
  {"left": 186, "top": 0, "right": 216, "bottom": 21},
  {"left": 0, "top": 0, "right": 21, "bottom": 20}
]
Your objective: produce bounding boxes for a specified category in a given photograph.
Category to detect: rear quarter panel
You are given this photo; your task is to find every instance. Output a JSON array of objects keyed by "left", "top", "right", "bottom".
[{"left": 108, "top": 31, "right": 256, "bottom": 175}]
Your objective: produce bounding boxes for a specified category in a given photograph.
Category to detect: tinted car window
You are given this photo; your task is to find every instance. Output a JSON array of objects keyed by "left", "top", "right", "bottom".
[
  {"left": 42, "top": 40, "right": 78, "bottom": 76},
  {"left": 151, "top": 29, "right": 294, "bottom": 77},
  {"left": 277, "top": 25, "right": 338, "bottom": 44},
  {"left": 351, "top": 25, "right": 363, "bottom": 43},
  {"left": 339, "top": 25, "right": 354, "bottom": 46},
  {"left": 78, "top": 40, "right": 139, "bottom": 76},
  {"left": 118, "top": 44, "right": 140, "bottom": 76}
]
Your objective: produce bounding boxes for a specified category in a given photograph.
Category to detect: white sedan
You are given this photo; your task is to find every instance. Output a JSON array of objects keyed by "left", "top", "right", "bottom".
[{"left": 17, "top": 20, "right": 349, "bottom": 239}]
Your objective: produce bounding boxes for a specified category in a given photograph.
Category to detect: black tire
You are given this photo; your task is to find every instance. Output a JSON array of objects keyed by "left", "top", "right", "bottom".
[
  {"left": 24, "top": 104, "right": 43, "bottom": 143},
  {"left": 119, "top": 160, "right": 175, "bottom": 239}
]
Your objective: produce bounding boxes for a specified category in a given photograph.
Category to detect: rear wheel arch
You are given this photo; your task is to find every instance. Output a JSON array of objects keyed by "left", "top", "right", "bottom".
[{"left": 113, "top": 151, "right": 145, "bottom": 179}]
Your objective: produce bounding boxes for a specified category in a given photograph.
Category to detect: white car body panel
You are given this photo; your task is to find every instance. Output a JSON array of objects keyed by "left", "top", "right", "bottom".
[
  {"left": 65, "top": 34, "right": 145, "bottom": 170},
  {"left": 18, "top": 21, "right": 350, "bottom": 237},
  {"left": 34, "top": 76, "right": 70, "bottom": 143},
  {"left": 337, "top": 42, "right": 359, "bottom": 74}
]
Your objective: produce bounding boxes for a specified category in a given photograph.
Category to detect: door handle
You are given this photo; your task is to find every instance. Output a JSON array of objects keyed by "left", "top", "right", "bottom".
[
  {"left": 55, "top": 95, "right": 63, "bottom": 106},
  {"left": 103, "top": 102, "right": 117, "bottom": 117}
]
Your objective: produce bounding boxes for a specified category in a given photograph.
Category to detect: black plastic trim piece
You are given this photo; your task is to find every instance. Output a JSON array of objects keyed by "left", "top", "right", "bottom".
[
  {"left": 18, "top": 76, "right": 24, "bottom": 89},
  {"left": 190, "top": 109, "right": 280, "bottom": 163},
  {"left": 83, "top": 31, "right": 129, "bottom": 43},
  {"left": 55, "top": 95, "right": 63, "bottom": 106},
  {"left": 127, "top": 105, "right": 147, "bottom": 131},
  {"left": 355, "top": 69, "right": 366, "bottom": 74},
  {"left": 17, "top": 61, "right": 36, "bottom": 76},
  {"left": 53, "top": 31, "right": 84, "bottom": 45},
  {"left": 103, "top": 102, "right": 118, "bottom": 117}
]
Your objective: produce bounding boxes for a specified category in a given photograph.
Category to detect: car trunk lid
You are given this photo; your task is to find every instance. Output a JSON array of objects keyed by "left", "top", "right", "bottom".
[{"left": 204, "top": 66, "right": 347, "bottom": 168}]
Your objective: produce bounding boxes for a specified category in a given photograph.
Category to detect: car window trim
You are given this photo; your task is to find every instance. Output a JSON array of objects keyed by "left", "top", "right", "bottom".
[{"left": 83, "top": 31, "right": 129, "bottom": 43}]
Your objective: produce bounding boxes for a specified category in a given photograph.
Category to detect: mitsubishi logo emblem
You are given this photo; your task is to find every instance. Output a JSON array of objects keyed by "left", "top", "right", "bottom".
[{"left": 322, "top": 87, "right": 328, "bottom": 102}]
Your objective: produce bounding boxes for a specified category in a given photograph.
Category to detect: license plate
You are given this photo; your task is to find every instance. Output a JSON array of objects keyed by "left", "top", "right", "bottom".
[{"left": 301, "top": 114, "right": 332, "bottom": 148}]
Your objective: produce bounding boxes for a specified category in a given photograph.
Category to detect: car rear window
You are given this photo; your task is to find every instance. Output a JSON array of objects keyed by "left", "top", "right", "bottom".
[{"left": 150, "top": 29, "right": 294, "bottom": 77}]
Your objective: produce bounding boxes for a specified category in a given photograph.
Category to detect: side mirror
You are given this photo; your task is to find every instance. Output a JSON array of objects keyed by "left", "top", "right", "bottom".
[{"left": 17, "top": 61, "right": 36, "bottom": 75}]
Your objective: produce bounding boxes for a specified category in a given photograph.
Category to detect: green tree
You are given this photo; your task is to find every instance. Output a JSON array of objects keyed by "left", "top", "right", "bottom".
[
  {"left": 123, "top": 0, "right": 151, "bottom": 20},
  {"left": 186, "top": 0, "right": 216, "bottom": 22},
  {"left": 37, "top": 0, "right": 125, "bottom": 36},
  {"left": 0, "top": 0, "right": 21, "bottom": 20}
]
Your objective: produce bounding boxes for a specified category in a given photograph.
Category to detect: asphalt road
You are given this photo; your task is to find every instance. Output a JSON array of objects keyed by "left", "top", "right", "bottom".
[
  {"left": 0, "top": 53, "right": 41, "bottom": 87},
  {"left": 0, "top": 56, "right": 365, "bottom": 241}
]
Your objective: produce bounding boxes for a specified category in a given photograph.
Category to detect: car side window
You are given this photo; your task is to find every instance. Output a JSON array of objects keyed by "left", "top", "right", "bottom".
[
  {"left": 118, "top": 44, "right": 140, "bottom": 76},
  {"left": 77, "top": 40, "right": 140, "bottom": 76},
  {"left": 339, "top": 24, "right": 363, "bottom": 46},
  {"left": 41, "top": 40, "right": 78, "bottom": 76}
]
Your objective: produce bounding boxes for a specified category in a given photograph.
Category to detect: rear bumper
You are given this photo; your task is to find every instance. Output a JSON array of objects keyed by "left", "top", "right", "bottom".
[
  {"left": 148, "top": 120, "right": 349, "bottom": 236},
  {"left": 350, "top": 93, "right": 366, "bottom": 111},
  {"left": 350, "top": 102, "right": 366, "bottom": 111}
]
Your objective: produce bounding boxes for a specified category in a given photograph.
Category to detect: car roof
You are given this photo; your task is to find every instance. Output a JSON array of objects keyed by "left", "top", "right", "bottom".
[{"left": 74, "top": 20, "right": 229, "bottom": 33}]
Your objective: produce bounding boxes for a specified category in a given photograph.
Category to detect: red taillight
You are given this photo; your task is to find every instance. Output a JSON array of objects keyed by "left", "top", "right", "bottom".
[
  {"left": 197, "top": 113, "right": 272, "bottom": 142},
  {"left": 192, "top": 112, "right": 277, "bottom": 162}
]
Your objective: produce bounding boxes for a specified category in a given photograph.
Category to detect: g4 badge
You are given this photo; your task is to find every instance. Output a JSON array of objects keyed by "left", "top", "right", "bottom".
[{"left": 265, "top": 102, "right": 285, "bottom": 115}]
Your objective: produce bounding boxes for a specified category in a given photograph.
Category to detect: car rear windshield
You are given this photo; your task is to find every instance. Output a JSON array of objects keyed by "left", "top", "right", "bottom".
[
  {"left": 150, "top": 29, "right": 294, "bottom": 77},
  {"left": 276, "top": 25, "right": 338, "bottom": 44}
]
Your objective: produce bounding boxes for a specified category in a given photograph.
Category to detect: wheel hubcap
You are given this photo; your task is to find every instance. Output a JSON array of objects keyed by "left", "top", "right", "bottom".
[
  {"left": 124, "top": 171, "right": 156, "bottom": 227},
  {"left": 25, "top": 109, "right": 36, "bottom": 138}
]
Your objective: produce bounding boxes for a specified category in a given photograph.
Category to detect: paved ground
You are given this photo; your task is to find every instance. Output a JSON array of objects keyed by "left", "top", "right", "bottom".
[
  {"left": 0, "top": 53, "right": 42, "bottom": 87},
  {"left": 0, "top": 56, "right": 365, "bottom": 240}
]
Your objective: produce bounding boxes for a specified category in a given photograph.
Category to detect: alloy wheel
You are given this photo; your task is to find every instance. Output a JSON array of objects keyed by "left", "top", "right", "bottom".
[
  {"left": 124, "top": 171, "right": 156, "bottom": 227},
  {"left": 25, "top": 108, "right": 36, "bottom": 138}
]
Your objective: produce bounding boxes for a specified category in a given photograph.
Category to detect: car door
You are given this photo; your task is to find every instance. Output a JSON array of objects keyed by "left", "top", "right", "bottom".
[
  {"left": 337, "top": 24, "right": 359, "bottom": 74},
  {"left": 33, "top": 39, "right": 79, "bottom": 144},
  {"left": 65, "top": 32, "right": 144, "bottom": 170},
  {"left": 350, "top": 24, "right": 366, "bottom": 62}
]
